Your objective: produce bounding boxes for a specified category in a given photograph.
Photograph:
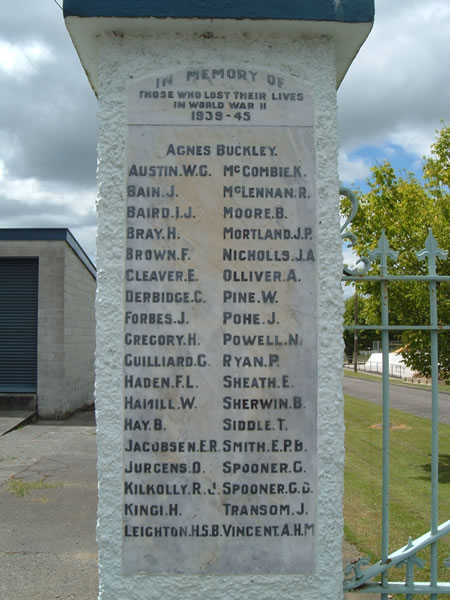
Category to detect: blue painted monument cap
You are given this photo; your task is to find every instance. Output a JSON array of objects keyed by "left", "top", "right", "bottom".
[
  {"left": 63, "top": 0, "right": 374, "bottom": 22},
  {"left": 63, "top": 0, "right": 374, "bottom": 93}
]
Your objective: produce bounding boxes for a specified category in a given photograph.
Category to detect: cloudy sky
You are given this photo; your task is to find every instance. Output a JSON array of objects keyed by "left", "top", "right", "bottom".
[{"left": 0, "top": 1, "right": 448, "bottom": 262}]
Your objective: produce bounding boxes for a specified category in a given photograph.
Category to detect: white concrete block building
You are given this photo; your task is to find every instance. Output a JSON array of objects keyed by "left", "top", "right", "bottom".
[{"left": 0, "top": 229, "right": 96, "bottom": 418}]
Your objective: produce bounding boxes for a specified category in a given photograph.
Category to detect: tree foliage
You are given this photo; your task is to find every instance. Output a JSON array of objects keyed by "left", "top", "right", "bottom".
[
  {"left": 343, "top": 294, "right": 378, "bottom": 360},
  {"left": 343, "top": 125, "right": 449, "bottom": 381}
]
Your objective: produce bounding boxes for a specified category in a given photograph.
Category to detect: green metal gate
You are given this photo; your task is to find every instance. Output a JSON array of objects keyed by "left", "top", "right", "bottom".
[{"left": 340, "top": 188, "right": 450, "bottom": 598}]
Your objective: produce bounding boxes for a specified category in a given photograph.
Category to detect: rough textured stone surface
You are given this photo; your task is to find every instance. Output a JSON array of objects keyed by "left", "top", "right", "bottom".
[{"left": 96, "top": 30, "right": 343, "bottom": 599}]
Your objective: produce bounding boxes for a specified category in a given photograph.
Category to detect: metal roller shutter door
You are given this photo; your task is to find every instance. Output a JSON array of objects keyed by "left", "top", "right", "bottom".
[{"left": 0, "top": 258, "right": 38, "bottom": 392}]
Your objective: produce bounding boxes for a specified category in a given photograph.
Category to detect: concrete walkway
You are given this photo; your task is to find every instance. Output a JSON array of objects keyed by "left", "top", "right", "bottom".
[
  {"left": 0, "top": 410, "right": 35, "bottom": 436},
  {"left": 0, "top": 410, "right": 98, "bottom": 600},
  {"left": 0, "top": 410, "right": 378, "bottom": 599}
]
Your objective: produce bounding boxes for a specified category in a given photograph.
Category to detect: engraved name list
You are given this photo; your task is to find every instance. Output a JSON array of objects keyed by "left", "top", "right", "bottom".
[{"left": 123, "top": 66, "right": 318, "bottom": 575}]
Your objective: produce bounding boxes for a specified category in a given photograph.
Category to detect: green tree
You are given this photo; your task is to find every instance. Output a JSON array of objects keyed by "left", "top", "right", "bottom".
[
  {"left": 343, "top": 125, "right": 449, "bottom": 381},
  {"left": 343, "top": 293, "right": 378, "bottom": 361}
]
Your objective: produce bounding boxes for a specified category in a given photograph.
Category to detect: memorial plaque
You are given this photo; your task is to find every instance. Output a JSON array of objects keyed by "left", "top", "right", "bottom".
[{"left": 123, "top": 66, "right": 317, "bottom": 575}]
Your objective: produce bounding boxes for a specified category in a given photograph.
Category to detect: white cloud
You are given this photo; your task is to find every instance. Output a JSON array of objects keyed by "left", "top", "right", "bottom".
[
  {"left": 338, "top": 151, "right": 372, "bottom": 185},
  {"left": 0, "top": 173, "right": 95, "bottom": 214},
  {"left": 0, "top": 0, "right": 448, "bottom": 265},
  {"left": 0, "top": 39, "right": 54, "bottom": 78},
  {"left": 338, "top": 0, "right": 450, "bottom": 160},
  {"left": 0, "top": 170, "right": 97, "bottom": 259},
  {"left": 388, "top": 128, "right": 439, "bottom": 159},
  {"left": 342, "top": 282, "right": 354, "bottom": 299},
  {"left": 341, "top": 241, "right": 366, "bottom": 273},
  {"left": 0, "top": 202, "right": 96, "bottom": 262}
]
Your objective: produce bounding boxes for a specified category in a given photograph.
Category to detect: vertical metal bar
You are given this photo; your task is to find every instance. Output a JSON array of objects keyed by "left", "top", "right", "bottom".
[
  {"left": 417, "top": 231, "right": 446, "bottom": 600},
  {"left": 369, "top": 231, "right": 398, "bottom": 600},
  {"left": 354, "top": 291, "right": 358, "bottom": 372},
  {"left": 406, "top": 559, "right": 413, "bottom": 600},
  {"left": 380, "top": 278, "right": 390, "bottom": 600},
  {"left": 429, "top": 278, "right": 439, "bottom": 600}
]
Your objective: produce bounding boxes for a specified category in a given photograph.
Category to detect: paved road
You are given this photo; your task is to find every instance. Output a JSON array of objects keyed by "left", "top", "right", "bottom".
[{"left": 344, "top": 376, "right": 450, "bottom": 424}]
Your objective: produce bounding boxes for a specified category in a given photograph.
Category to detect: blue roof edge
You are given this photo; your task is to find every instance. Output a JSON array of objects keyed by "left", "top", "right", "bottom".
[
  {"left": 63, "top": 0, "right": 374, "bottom": 23},
  {"left": 0, "top": 228, "right": 96, "bottom": 279}
]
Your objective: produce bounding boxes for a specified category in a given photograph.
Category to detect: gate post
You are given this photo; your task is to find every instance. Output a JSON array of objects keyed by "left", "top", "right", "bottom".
[{"left": 64, "top": 2, "right": 374, "bottom": 598}]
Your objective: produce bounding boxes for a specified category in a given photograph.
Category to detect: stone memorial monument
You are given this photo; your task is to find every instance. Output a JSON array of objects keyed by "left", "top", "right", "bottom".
[{"left": 64, "top": 1, "right": 374, "bottom": 598}]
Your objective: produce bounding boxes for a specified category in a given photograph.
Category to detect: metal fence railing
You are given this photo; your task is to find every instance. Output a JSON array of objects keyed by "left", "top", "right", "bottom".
[
  {"left": 344, "top": 360, "right": 407, "bottom": 379},
  {"left": 340, "top": 188, "right": 450, "bottom": 598}
]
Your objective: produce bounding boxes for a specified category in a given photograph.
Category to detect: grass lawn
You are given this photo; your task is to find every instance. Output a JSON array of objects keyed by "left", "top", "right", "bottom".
[{"left": 344, "top": 395, "right": 450, "bottom": 594}]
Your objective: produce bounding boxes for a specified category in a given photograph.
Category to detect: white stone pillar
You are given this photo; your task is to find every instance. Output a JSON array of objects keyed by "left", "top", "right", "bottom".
[{"left": 64, "top": 3, "right": 374, "bottom": 598}]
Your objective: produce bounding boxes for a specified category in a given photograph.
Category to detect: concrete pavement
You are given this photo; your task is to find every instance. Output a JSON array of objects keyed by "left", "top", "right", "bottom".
[
  {"left": 0, "top": 410, "right": 377, "bottom": 599},
  {"left": 0, "top": 410, "right": 98, "bottom": 600}
]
